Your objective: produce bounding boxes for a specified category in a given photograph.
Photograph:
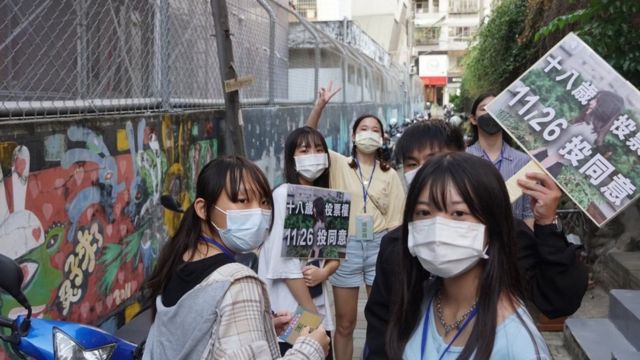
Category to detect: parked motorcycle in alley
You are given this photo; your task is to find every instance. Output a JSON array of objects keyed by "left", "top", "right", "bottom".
[{"left": 0, "top": 253, "right": 144, "bottom": 360}]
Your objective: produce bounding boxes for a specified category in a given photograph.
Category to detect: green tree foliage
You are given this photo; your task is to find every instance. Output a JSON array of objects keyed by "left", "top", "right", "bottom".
[
  {"left": 460, "top": 0, "right": 534, "bottom": 108},
  {"left": 536, "top": 0, "right": 640, "bottom": 87},
  {"left": 461, "top": 0, "right": 640, "bottom": 112}
]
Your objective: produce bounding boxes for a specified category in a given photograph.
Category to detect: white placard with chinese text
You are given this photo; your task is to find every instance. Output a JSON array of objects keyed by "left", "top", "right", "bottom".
[
  {"left": 281, "top": 185, "right": 351, "bottom": 259},
  {"left": 486, "top": 32, "right": 640, "bottom": 227}
]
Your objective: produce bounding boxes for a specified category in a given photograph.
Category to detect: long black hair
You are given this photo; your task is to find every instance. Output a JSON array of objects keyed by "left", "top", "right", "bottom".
[
  {"left": 146, "top": 156, "right": 273, "bottom": 313},
  {"left": 385, "top": 152, "right": 525, "bottom": 360},
  {"left": 468, "top": 92, "right": 517, "bottom": 147},
  {"left": 394, "top": 119, "right": 465, "bottom": 164},
  {"left": 283, "top": 126, "right": 331, "bottom": 188},
  {"left": 573, "top": 90, "right": 624, "bottom": 146},
  {"left": 348, "top": 114, "right": 391, "bottom": 171}
]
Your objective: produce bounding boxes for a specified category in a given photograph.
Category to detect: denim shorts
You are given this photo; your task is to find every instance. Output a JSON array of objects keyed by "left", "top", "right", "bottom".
[{"left": 329, "top": 231, "right": 386, "bottom": 288}]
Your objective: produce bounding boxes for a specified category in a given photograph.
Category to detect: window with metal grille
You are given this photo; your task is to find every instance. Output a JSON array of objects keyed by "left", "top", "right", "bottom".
[
  {"left": 415, "top": 27, "right": 441, "bottom": 45},
  {"left": 448, "top": 26, "right": 477, "bottom": 39},
  {"left": 293, "top": 0, "right": 317, "bottom": 20},
  {"left": 448, "top": 0, "right": 479, "bottom": 14}
]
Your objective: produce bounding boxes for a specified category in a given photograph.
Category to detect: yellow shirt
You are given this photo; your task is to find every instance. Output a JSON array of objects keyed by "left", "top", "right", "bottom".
[{"left": 329, "top": 151, "right": 405, "bottom": 235}]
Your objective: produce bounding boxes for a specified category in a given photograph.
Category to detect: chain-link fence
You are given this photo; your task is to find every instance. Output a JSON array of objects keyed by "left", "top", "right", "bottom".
[{"left": 0, "top": 0, "right": 420, "bottom": 120}]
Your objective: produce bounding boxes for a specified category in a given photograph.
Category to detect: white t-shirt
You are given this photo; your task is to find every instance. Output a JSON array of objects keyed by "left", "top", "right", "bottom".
[{"left": 258, "top": 184, "right": 335, "bottom": 332}]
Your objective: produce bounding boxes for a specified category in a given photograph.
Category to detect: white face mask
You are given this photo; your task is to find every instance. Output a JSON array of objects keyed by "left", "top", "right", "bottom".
[
  {"left": 294, "top": 153, "right": 328, "bottom": 182},
  {"left": 354, "top": 131, "right": 382, "bottom": 154},
  {"left": 407, "top": 216, "right": 488, "bottom": 278},
  {"left": 211, "top": 207, "right": 272, "bottom": 253},
  {"left": 404, "top": 168, "right": 419, "bottom": 188}
]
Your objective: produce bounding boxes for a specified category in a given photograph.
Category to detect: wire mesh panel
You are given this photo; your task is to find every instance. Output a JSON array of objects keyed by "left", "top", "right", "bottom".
[
  {"left": 272, "top": 4, "right": 290, "bottom": 102},
  {"left": 0, "top": 0, "right": 158, "bottom": 118},
  {"left": 276, "top": 1, "right": 318, "bottom": 104},
  {"left": 227, "top": 0, "right": 272, "bottom": 102},
  {"left": 167, "top": 0, "right": 222, "bottom": 108},
  {"left": 0, "top": 0, "right": 412, "bottom": 120}
]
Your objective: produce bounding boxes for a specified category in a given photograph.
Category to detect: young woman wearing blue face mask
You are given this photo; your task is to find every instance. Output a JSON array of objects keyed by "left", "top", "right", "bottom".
[
  {"left": 386, "top": 152, "right": 550, "bottom": 360},
  {"left": 259, "top": 127, "right": 340, "bottom": 359},
  {"left": 144, "top": 156, "right": 330, "bottom": 360}
]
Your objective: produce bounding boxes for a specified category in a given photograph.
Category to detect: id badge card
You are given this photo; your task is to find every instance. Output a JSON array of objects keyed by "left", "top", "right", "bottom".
[{"left": 356, "top": 214, "right": 374, "bottom": 241}]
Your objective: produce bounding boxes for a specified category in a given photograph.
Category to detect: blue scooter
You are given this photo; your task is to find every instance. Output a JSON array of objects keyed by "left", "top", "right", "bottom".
[{"left": 0, "top": 253, "right": 143, "bottom": 359}]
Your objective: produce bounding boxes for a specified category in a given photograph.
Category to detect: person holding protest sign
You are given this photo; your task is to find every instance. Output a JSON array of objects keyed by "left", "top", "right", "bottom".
[
  {"left": 364, "top": 120, "right": 588, "bottom": 359},
  {"left": 532, "top": 90, "right": 625, "bottom": 176},
  {"left": 467, "top": 93, "right": 535, "bottom": 227},
  {"left": 258, "top": 126, "right": 340, "bottom": 359},
  {"left": 307, "top": 82, "right": 406, "bottom": 360},
  {"left": 384, "top": 152, "right": 550, "bottom": 359},
  {"left": 144, "top": 156, "right": 329, "bottom": 360}
]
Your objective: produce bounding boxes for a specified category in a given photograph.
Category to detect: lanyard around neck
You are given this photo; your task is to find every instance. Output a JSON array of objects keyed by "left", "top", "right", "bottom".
[
  {"left": 355, "top": 159, "right": 376, "bottom": 213},
  {"left": 481, "top": 143, "right": 506, "bottom": 171},
  {"left": 199, "top": 235, "right": 235, "bottom": 260},
  {"left": 420, "top": 297, "right": 478, "bottom": 360}
]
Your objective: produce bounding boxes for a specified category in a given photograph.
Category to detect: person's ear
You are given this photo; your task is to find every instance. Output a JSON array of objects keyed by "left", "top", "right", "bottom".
[
  {"left": 469, "top": 114, "right": 477, "bottom": 125},
  {"left": 194, "top": 198, "right": 208, "bottom": 221}
]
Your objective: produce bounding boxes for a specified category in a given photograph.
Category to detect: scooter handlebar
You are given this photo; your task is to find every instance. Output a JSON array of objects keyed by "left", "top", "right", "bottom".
[{"left": 0, "top": 315, "right": 14, "bottom": 329}]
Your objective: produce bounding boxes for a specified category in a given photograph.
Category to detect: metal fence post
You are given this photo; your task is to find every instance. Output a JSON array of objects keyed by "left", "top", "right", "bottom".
[
  {"left": 211, "top": 0, "right": 245, "bottom": 157},
  {"left": 256, "top": 0, "right": 276, "bottom": 105},
  {"left": 75, "top": 0, "right": 88, "bottom": 100},
  {"left": 154, "top": 0, "right": 170, "bottom": 110}
]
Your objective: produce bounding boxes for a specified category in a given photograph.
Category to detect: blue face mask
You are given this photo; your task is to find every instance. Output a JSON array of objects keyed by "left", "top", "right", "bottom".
[{"left": 211, "top": 207, "right": 272, "bottom": 253}]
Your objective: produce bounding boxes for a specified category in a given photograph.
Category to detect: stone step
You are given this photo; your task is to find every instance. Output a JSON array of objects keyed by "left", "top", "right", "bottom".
[
  {"left": 600, "top": 252, "right": 640, "bottom": 291},
  {"left": 564, "top": 318, "right": 637, "bottom": 360},
  {"left": 609, "top": 289, "right": 640, "bottom": 350}
]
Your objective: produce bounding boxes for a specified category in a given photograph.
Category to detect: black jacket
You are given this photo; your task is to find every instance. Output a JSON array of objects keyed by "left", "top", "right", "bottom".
[{"left": 364, "top": 219, "right": 588, "bottom": 359}]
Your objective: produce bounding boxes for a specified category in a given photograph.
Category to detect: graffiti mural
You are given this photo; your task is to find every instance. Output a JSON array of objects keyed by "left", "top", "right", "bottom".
[
  {"left": 0, "top": 112, "right": 220, "bottom": 359},
  {"left": 0, "top": 103, "right": 399, "bottom": 359}
]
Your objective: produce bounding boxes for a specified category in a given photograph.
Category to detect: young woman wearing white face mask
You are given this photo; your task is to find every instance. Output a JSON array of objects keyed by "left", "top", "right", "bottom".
[
  {"left": 386, "top": 152, "right": 550, "bottom": 360},
  {"left": 259, "top": 127, "right": 340, "bottom": 359},
  {"left": 144, "top": 156, "right": 330, "bottom": 360},
  {"left": 307, "top": 83, "right": 405, "bottom": 360}
]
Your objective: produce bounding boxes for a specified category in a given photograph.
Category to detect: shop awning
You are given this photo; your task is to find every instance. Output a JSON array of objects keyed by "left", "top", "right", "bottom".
[{"left": 420, "top": 76, "right": 448, "bottom": 86}]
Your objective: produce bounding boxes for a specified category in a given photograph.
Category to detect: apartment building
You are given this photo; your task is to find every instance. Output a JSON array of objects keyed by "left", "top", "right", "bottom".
[{"left": 413, "top": 0, "right": 492, "bottom": 105}]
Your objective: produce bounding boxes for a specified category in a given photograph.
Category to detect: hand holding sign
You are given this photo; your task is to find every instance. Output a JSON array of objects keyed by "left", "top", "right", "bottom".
[
  {"left": 518, "top": 171, "right": 562, "bottom": 225},
  {"left": 487, "top": 32, "right": 640, "bottom": 226},
  {"left": 302, "top": 264, "right": 325, "bottom": 287}
]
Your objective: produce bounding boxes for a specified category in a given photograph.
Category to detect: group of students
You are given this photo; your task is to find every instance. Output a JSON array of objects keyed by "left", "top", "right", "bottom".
[{"left": 141, "top": 85, "right": 588, "bottom": 360}]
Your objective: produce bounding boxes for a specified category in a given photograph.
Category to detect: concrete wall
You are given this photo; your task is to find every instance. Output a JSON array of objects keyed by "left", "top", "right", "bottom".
[
  {"left": 243, "top": 102, "right": 403, "bottom": 185},
  {"left": 0, "top": 111, "right": 221, "bottom": 359},
  {"left": 0, "top": 101, "right": 401, "bottom": 358}
]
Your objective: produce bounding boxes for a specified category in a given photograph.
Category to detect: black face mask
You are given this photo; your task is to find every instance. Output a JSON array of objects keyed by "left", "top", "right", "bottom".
[{"left": 476, "top": 113, "right": 501, "bottom": 135}]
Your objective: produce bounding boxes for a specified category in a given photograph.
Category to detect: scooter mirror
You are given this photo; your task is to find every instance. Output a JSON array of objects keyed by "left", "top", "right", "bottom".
[
  {"left": 160, "top": 194, "right": 184, "bottom": 213},
  {"left": 0, "top": 254, "right": 31, "bottom": 313}
]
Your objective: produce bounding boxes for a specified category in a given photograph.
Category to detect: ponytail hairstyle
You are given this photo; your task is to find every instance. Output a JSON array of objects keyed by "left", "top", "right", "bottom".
[
  {"left": 145, "top": 156, "right": 273, "bottom": 315},
  {"left": 348, "top": 114, "right": 391, "bottom": 172}
]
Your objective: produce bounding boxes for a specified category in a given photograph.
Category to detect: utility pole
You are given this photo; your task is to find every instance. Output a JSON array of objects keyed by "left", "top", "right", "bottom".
[{"left": 210, "top": 0, "right": 246, "bottom": 157}]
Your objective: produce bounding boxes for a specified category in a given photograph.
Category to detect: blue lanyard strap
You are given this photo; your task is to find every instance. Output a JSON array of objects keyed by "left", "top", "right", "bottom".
[
  {"left": 355, "top": 159, "right": 376, "bottom": 213},
  {"left": 199, "top": 235, "right": 236, "bottom": 260},
  {"left": 421, "top": 298, "right": 478, "bottom": 360},
  {"left": 481, "top": 143, "right": 506, "bottom": 171}
]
